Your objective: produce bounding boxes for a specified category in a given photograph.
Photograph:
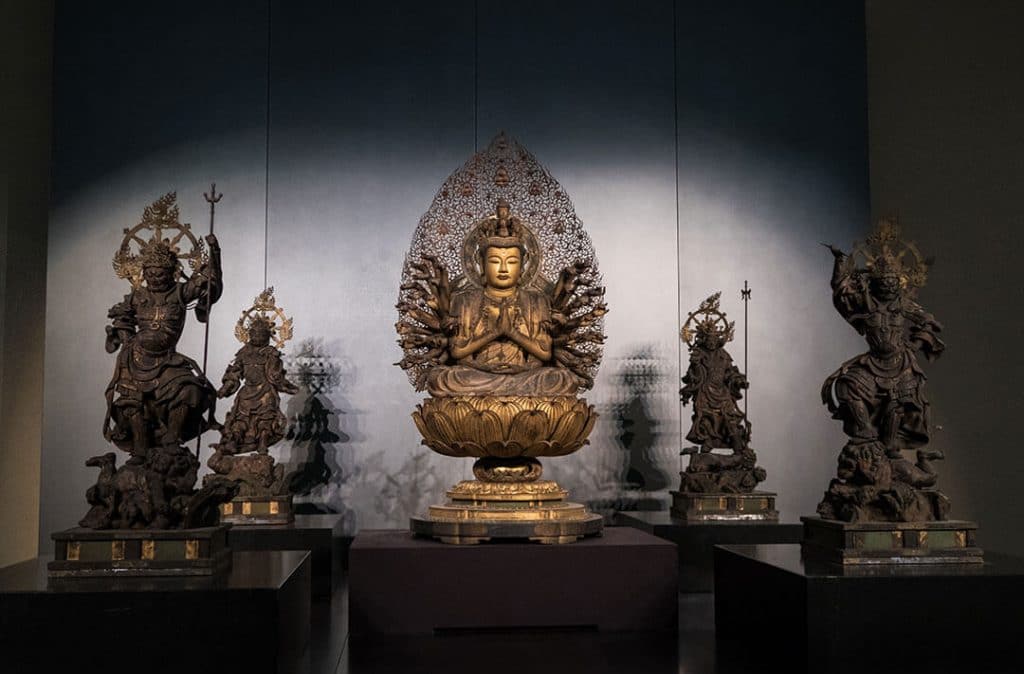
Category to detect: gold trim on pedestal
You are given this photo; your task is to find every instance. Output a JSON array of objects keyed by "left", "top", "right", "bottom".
[
  {"left": 447, "top": 479, "right": 567, "bottom": 503},
  {"left": 428, "top": 500, "right": 593, "bottom": 523},
  {"left": 412, "top": 477, "right": 604, "bottom": 544}
]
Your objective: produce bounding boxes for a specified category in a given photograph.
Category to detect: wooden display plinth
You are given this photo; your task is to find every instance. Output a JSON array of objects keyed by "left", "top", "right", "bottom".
[
  {"left": 616, "top": 510, "right": 801, "bottom": 591},
  {"left": 350, "top": 527, "right": 677, "bottom": 634},
  {"left": 226, "top": 513, "right": 347, "bottom": 597},
  {"left": 715, "top": 544, "right": 1023, "bottom": 673},
  {"left": 220, "top": 494, "right": 295, "bottom": 525},
  {"left": 3, "top": 551, "right": 309, "bottom": 674},
  {"left": 670, "top": 491, "right": 778, "bottom": 521},
  {"left": 49, "top": 525, "right": 231, "bottom": 577},
  {"left": 801, "top": 516, "right": 983, "bottom": 565}
]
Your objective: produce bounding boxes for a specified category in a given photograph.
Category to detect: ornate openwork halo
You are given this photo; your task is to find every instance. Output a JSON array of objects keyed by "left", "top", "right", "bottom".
[
  {"left": 112, "top": 192, "right": 207, "bottom": 289},
  {"left": 680, "top": 292, "right": 735, "bottom": 349},
  {"left": 234, "top": 287, "right": 294, "bottom": 350},
  {"left": 460, "top": 213, "right": 543, "bottom": 289},
  {"left": 850, "top": 217, "right": 930, "bottom": 290}
]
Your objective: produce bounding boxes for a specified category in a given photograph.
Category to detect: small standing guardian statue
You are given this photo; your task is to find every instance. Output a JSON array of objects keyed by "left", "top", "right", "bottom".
[
  {"left": 672, "top": 292, "right": 776, "bottom": 521},
  {"left": 803, "top": 218, "right": 982, "bottom": 564},
  {"left": 205, "top": 288, "right": 299, "bottom": 524}
]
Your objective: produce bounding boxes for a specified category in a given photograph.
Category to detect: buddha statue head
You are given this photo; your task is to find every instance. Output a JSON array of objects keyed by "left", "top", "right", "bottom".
[{"left": 478, "top": 199, "right": 527, "bottom": 292}]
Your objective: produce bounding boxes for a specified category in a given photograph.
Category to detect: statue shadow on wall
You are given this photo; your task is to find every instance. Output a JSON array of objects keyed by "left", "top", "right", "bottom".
[
  {"left": 570, "top": 344, "right": 671, "bottom": 519},
  {"left": 281, "top": 339, "right": 355, "bottom": 529}
]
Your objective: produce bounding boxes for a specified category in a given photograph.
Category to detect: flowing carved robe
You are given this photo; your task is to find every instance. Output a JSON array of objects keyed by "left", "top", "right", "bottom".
[
  {"left": 219, "top": 344, "right": 299, "bottom": 453},
  {"left": 681, "top": 346, "right": 748, "bottom": 450},
  {"left": 823, "top": 270, "right": 944, "bottom": 449},
  {"left": 104, "top": 269, "right": 221, "bottom": 452}
]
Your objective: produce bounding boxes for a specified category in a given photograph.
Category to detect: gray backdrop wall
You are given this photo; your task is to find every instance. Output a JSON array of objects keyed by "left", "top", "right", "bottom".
[{"left": 40, "top": 0, "right": 869, "bottom": 547}]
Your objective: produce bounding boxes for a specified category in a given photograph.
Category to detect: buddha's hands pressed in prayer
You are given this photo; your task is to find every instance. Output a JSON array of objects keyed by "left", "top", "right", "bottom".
[
  {"left": 497, "top": 302, "right": 524, "bottom": 337},
  {"left": 496, "top": 303, "right": 513, "bottom": 336}
]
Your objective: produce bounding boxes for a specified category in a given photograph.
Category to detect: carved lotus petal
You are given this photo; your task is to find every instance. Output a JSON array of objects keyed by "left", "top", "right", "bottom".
[
  {"left": 413, "top": 395, "right": 597, "bottom": 460},
  {"left": 551, "top": 409, "right": 585, "bottom": 445},
  {"left": 449, "top": 441, "right": 483, "bottom": 457},
  {"left": 525, "top": 440, "right": 558, "bottom": 457},
  {"left": 484, "top": 440, "right": 524, "bottom": 458},
  {"left": 423, "top": 409, "right": 460, "bottom": 447},
  {"left": 446, "top": 399, "right": 477, "bottom": 429},
  {"left": 429, "top": 440, "right": 465, "bottom": 457},
  {"left": 467, "top": 409, "right": 504, "bottom": 446},
  {"left": 511, "top": 409, "right": 551, "bottom": 447},
  {"left": 412, "top": 408, "right": 430, "bottom": 440},
  {"left": 490, "top": 398, "right": 525, "bottom": 425},
  {"left": 526, "top": 398, "right": 556, "bottom": 421}
]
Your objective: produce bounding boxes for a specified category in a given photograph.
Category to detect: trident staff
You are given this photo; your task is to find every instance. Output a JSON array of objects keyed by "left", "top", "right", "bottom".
[
  {"left": 195, "top": 183, "right": 223, "bottom": 458},
  {"left": 741, "top": 280, "right": 751, "bottom": 421}
]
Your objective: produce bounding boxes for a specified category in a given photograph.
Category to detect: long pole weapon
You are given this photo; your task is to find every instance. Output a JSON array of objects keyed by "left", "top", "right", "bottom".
[
  {"left": 195, "top": 183, "right": 223, "bottom": 459},
  {"left": 741, "top": 280, "right": 751, "bottom": 422}
]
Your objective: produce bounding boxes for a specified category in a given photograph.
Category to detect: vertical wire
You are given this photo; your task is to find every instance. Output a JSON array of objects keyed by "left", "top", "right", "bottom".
[
  {"left": 260, "top": 0, "right": 268, "bottom": 286},
  {"left": 673, "top": 0, "right": 683, "bottom": 461},
  {"left": 473, "top": 0, "right": 479, "bottom": 153}
]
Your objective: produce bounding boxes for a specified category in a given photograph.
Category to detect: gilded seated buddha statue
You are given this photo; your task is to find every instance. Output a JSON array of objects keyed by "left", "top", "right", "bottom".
[
  {"left": 426, "top": 199, "right": 582, "bottom": 398},
  {"left": 395, "top": 133, "right": 608, "bottom": 543}
]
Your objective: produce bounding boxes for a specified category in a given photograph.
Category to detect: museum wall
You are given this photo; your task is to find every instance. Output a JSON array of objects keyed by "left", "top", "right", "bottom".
[
  {"left": 1, "top": 0, "right": 52, "bottom": 568},
  {"left": 37, "top": 0, "right": 868, "bottom": 548},
  {"left": 866, "top": 0, "right": 1024, "bottom": 555}
]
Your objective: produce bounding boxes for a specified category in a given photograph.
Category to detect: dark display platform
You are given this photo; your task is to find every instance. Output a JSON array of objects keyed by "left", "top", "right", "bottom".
[
  {"left": 349, "top": 527, "right": 678, "bottom": 635},
  {"left": 714, "top": 544, "right": 1024, "bottom": 673},
  {"left": 616, "top": 510, "right": 802, "bottom": 592},
  {"left": 227, "top": 513, "right": 347, "bottom": 597},
  {"left": 0, "top": 550, "right": 311, "bottom": 674}
]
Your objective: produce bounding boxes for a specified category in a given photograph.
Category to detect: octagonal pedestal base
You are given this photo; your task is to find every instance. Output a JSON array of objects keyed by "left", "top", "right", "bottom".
[{"left": 411, "top": 479, "right": 603, "bottom": 544}]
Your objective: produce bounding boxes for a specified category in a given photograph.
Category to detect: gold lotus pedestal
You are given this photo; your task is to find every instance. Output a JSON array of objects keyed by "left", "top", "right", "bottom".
[{"left": 410, "top": 395, "right": 604, "bottom": 545}]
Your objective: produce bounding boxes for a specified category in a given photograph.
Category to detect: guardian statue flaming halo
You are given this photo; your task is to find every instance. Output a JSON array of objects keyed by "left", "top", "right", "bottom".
[{"left": 395, "top": 133, "right": 607, "bottom": 544}]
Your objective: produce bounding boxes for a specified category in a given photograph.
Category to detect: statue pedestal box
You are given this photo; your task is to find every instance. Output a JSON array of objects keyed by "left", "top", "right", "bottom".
[
  {"left": 49, "top": 525, "right": 231, "bottom": 577},
  {"left": 616, "top": 510, "right": 802, "bottom": 592},
  {"left": 227, "top": 513, "right": 348, "bottom": 598},
  {"left": 670, "top": 490, "right": 778, "bottom": 521},
  {"left": 220, "top": 494, "right": 295, "bottom": 525},
  {"left": 1, "top": 550, "right": 310, "bottom": 673},
  {"left": 349, "top": 528, "right": 677, "bottom": 635},
  {"left": 714, "top": 544, "right": 1024, "bottom": 674},
  {"left": 801, "top": 516, "right": 984, "bottom": 565}
]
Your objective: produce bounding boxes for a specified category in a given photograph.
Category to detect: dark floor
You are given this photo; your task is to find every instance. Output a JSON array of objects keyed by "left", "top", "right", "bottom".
[{"left": 313, "top": 578, "right": 728, "bottom": 674}]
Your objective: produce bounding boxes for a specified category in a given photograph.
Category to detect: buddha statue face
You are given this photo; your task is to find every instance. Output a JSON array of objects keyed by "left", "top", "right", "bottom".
[{"left": 482, "top": 245, "right": 524, "bottom": 290}]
